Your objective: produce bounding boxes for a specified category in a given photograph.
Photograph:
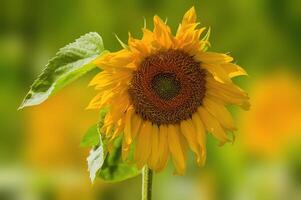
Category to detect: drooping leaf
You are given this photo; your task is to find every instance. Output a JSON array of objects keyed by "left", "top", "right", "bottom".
[
  {"left": 87, "top": 139, "right": 105, "bottom": 183},
  {"left": 85, "top": 107, "right": 140, "bottom": 183},
  {"left": 98, "top": 136, "right": 141, "bottom": 182},
  {"left": 87, "top": 134, "right": 141, "bottom": 183},
  {"left": 19, "top": 32, "right": 105, "bottom": 109}
]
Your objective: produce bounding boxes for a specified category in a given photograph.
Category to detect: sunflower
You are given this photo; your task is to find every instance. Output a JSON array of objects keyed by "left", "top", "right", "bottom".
[{"left": 88, "top": 7, "right": 249, "bottom": 175}]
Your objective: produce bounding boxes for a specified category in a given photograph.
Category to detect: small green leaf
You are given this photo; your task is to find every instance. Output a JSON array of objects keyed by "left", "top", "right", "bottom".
[
  {"left": 85, "top": 108, "right": 140, "bottom": 183},
  {"left": 87, "top": 139, "right": 105, "bottom": 183},
  {"left": 80, "top": 124, "right": 100, "bottom": 148},
  {"left": 19, "top": 32, "right": 105, "bottom": 109},
  {"left": 98, "top": 136, "right": 141, "bottom": 182}
]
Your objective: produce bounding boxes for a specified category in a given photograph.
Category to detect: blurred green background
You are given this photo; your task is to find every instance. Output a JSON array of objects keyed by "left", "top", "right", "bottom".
[{"left": 1, "top": 0, "right": 301, "bottom": 199}]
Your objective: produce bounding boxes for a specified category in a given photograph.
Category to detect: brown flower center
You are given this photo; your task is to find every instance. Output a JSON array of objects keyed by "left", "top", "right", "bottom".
[
  {"left": 151, "top": 73, "right": 181, "bottom": 100},
  {"left": 128, "top": 49, "right": 206, "bottom": 125}
]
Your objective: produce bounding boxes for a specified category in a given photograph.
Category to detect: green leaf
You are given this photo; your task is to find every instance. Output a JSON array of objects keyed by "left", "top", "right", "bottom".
[
  {"left": 98, "top": 136, "right": 141, "bottom": 182},
  {"left": 80, "top": 124, "right": 100, "bottom": 148},
  {"left": 87, "top": 134, "right": 141, "bottom": 183},
  {"left": 87, "top": 138, "right": 105, "bottom": 183},
  {"left": 19, "top": 32, "right": 105, "bottom": 109},
  {"left": 85, "top": 108, "right": 140, "bottom": 183}
]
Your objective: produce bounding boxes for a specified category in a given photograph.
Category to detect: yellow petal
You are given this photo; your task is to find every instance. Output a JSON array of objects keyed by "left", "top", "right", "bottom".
[
  {"left": 203, "top": 97, "right": 236, "bottom": 130},
  {"left": 148, "top": 124, "right": 160, "bottom": 170},
  {"left": 221, "top": 63, "right": 248, "bottom": 78},
  {"left": 201, "top": 63, "right": 232, "bottom": 84},
  {"left": 87, "top": 91, "right": 114, "bottom": 109},
  {"left": 155, "top": 125, "right": 169, "bottom": 172},
  {"left": 167, "top": 125, "right": 186, "bottom": 175},
  {"left": 177, "top": 129, "right": 188, "bottom": 163},
  {"left": 191, "top": 113, "right": 207, "bottom": 166},
  {"left": 128, "top": 32, "right": 150, "bottom": 57},
  {"left": 178, "top": 27, "right": 207, "bottom": 55},
  {"left": 110, "top": 118, "right": 125, "bottom": 141},
  {"left": 135, "top": 121, "right": 152, "bottom": 169},
  {"left": 142, "top": 28, "right": 154, "bottom": 43},
  {"left": 180, "top": 120, "right": 202, "bottom": 164},
  {"left": 175, "top": 7, "right": 207, "bottom": 54},
  {"left": 153, "top": 15, "right": 174, "bottom": 49},
  {"left": 103, "top": 112, "right": 114, "bottom": 125},
  {"left": 122, "top": 134, "right": 130, "bottom": 160},
  {"left": 103, "top": 124, "right": 113, "bottom": 137},
  {"left": 131, "top": 113, "right": 142, "bottom": 140},
  {"left": 199, "top": 27, "right": 211, "bottom": 50},
  {"left": 182, "top": 7, "right": 197, "bottom": 25},
  {"left": 176, "top": 7, "right": 198, "bottom": 38},
  {"left": 93, "top": 49, "right": 135, "bottom": 70},
  {"left": 206, "top": 76, "right": 250, "bottom": 110},
  {"left": 124, "top": 107, "right": 134, "bottom": 145},
  {"left": 206, "top": 76, "right": 248, "bottom": 98},
  {"left": 109, "top": 93, "right": 130, "bottom": 121},
  {"left": 206, "top": 90, "right": 248, "bottom": 109},
  {"left": 197, "top": 106, "right": 229, "bottom": 144},
  {"left": 86, "top": 93, "right": 103, "bottom": 109},
  {"left": 89, "top": 70, "right": 131, "bottom": 88},
  {"left": 195, "top": 52, "right": 233, "bottom": 64}
]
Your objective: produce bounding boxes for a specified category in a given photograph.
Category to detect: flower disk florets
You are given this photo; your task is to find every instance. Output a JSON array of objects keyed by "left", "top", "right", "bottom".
[{"left": 128, "top": 50, "right": 206, "bottom": 125}]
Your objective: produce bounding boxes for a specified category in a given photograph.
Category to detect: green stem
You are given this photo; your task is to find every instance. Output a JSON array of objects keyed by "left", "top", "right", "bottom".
[{"left": 142, "top": 166, "right": 153, "bottom": 200}]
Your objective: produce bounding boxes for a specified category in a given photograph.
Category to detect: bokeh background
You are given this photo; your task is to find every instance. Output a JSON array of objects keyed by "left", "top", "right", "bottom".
[{"left": 1, "top": 0, "right": 301, "bottom": 199}]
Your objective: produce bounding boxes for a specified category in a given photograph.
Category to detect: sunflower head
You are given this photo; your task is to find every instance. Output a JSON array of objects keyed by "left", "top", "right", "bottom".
[{"left": 88, "top": 7, "right": 249, "bottom": 175}]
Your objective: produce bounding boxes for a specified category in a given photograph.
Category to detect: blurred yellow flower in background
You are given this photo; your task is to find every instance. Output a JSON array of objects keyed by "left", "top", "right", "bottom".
[
  {"left": 89, "top": 7, "right": 249, "bottom": 175},
  {"left": 25, "top": 81, "right": 98, "bottom": 168},
  {"left": 241, "top": 71, "right": 301, "bottom": 157},
  {"left": 23, "top": 82, "right": 105, "bottom": 200}
]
